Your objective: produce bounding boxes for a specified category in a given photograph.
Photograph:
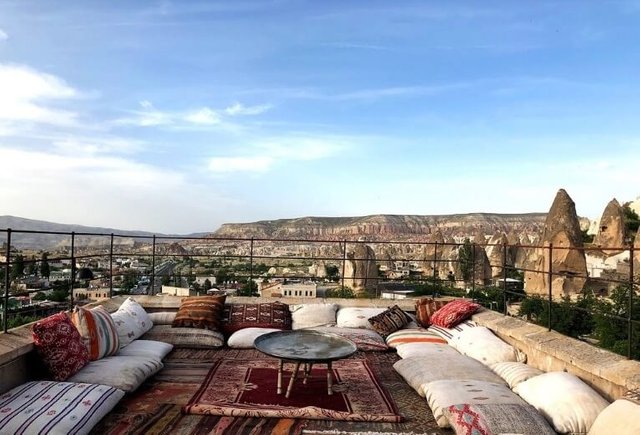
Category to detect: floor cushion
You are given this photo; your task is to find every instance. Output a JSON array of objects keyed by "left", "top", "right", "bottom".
[
  {"left": 444, "top": 403, "right": 557, "bottom": 435},
  {"left": 513, "top": 371, "right": 610, "bottom": 434},
  {"left": 147, "top": 311, "right": 176, "bottom": 325},
  {"left": 490, "top": 361, "right": 544, "bottom": 389},
  {"left": 70, "top": 305, "right": 120, "bottom": 360},
  {"left": 221, "top": 302, "right": 291, "bottom": 335},
  {"left": 142, "top": 325, "right": 225, "bottom": 348},
  {"left": 309, "top": 326, "right": 388, "bottom": 351},
  {"left": 427, "top": 320, "right": 477, "bottom": 343},
  {"left": 227, "top": 327, "right": 280, "bottom": 348},
  {"left": 393, "top": 354, "right": 505, "bottom": 397},
  {"left": 67, "top": 355, "right": 163, "bottom": 393},
  {"left": 395, "top": 342, "right": 461, "bottom": 359},
  {"left": 31, "top": 312, "right": 89, "bottom": 381},
  {"left": 423, "top": 379, "right": 530, "bottom": 427},
  {"left": 588, "top": 397, "right": 640, "bottom": 435},
  {"left": 429, "top": 299, "right": 481, "bottom": 328},
  {"left": 172, "top": 295, "right": 226, "bottom": 331},
  {"left": 116, "top": 339, "right": 174, "bottom": 360},
  {"left": 449, "top": 326, "right": 526, "bottom": 366},
  {"left": 290, "top": 303, "right": 338, "bottom": 329},
  {"left": 336, "top": 307, "right": 386, "bottom": 329},
  {"left": 111, "top": 297, "right": 154, "bottom": 348},
  {"left": 367, "top": 305, "right": 412, "bottom": 338},
  {"left": 0, "top": 380, "right": 124, "bottom": 435},
  {"left": 385, "top": 328, "right": 448, "bottom": 348}
]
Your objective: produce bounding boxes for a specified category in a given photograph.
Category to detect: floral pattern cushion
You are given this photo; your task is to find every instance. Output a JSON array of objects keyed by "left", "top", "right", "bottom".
[
  {"left": 430, "top": 299, "right": 481, "bottom": 328},
  {"left": 111, "top": 297, "right": 153, "bottom": 348},
  {"left": 172, "top": 295, "right": 227, "bottom": 331},
  {"left": 367, "top": 305, "right": 412, "bottom": 338},
  {"left": 70, "top": 305, "right": 120, "bottom": 360},
  {"left": 221, "top": 302, "right": 291, "bottom": 335},
  {"left": 31, "top": 312, "right": 89, "bottom": 381},
  {"left": 0, "top": 381, "right": 124, "bottom": 435}
]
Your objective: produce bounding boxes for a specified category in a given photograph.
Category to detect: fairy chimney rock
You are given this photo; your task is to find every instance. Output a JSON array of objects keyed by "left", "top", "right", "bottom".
[
  {"left": 343, "top": 243, "right": 378, "bottom": 295},
  {"left": 524, "top": 189, "right": 587, "bottom": 298},
  {"left": 593, "top": 198, "right": 626, "bottom": 255}
]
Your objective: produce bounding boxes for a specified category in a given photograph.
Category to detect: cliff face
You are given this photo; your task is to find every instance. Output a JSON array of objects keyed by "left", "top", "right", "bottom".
[{"left": 212, "top": 213, "right": 555, "bottom": 241}]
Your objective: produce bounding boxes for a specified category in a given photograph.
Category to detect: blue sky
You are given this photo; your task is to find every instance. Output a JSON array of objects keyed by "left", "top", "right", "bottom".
[{"left": 1, "top": 1, "right": 639, "bottom": 234}]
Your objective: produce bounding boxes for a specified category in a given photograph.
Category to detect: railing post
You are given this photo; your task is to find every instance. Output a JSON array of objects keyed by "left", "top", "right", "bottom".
[
  {"left": 502, "top": 241, "right": 508, "bottom": 315},
  {"left": 629, "top": 243, "right": 634, "bottom": 359},
  {"left": 4, "top": 229, "right": 11, "bottom": 333},
  {"left": 109, "top": 233, "right": 114, "bottom": 298},
  {"left": 547, "top": 243, "right": 553, "bottom": 331},
  {"left": 471, "top": 242, "right": 476, "bottom": 293},
  {"left": 151, "top": 235, "right": 156, "bottom": 295},
  {"left": 433, "top": 241, "right": 438, "bottom": 282},
  {"left": 341, "top": 240, "right": 347, "bottom": 290},
  {"left": 70, "top": 232, "right": 75, "bottom": 307},
  {"left": 249, "top": 238, "right": 254, "bottom": 293}
]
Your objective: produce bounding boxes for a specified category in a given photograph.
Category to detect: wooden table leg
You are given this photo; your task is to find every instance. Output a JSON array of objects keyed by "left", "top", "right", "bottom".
[
  {"left": 285, "top": 361, "right": 301, "bottom": 399},
  {"left": 327, "top": 361, "right": 333, "bottom": 395},
  {"left": 277, "top": 359, "right": 283, "bottom": 394},
  {"left": 303, "top": 363, "right": 313, "bottom": 385}
]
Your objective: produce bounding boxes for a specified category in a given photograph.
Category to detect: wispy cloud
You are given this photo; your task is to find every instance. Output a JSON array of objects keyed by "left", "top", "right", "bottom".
[
  {"left": 184, "top": 107, "right": 221, "bottom": 125},
  {"left": 225, "top": 102, "right": 272, "bottom": 116},
  {"left": 0, "top": 29, "right": 7, "bottom": 41},
  {"left": 0, "top": 63, "right": 79, "bottom": 127},
  {"left": 51, "top": 135, "right": 146, "bottom": 156},
  {"left": 208, "top": 135, "right": 349, "bottom": 174}
]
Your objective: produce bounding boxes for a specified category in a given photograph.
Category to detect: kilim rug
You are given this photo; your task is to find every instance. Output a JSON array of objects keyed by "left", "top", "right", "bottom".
[{"left": 182, "top": 358, "right": 403, "bottom": 422}]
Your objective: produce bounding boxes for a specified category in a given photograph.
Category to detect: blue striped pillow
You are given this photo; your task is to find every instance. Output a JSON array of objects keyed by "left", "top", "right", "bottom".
[{"left": 71, "top": 305, "right": 120, "bottom": 360}]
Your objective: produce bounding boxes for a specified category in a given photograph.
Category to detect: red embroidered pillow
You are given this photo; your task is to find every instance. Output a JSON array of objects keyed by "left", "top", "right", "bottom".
[
  {"left": 415, "top": 298, "right": 448, "bottom": 327},
  {"left": 221, "top": 302, "right": 292, "bottom": 335},
  {"left": 32, "top": 312, "right": 89, "bottom": 381},
  {"left": 172, "top": 295, "right": 226, "bottom": 331},
  {"left": 429, "top": 299, "right": 480, "bottom": 328}
]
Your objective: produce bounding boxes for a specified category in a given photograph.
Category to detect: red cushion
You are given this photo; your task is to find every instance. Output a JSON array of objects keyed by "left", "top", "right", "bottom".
[
  {"left": 221, "top": 302, "right": 292, "bottom": 335},
  {"left": 429, "top": 299, "right": 480, "bottom": 328},
  {"left": 32, "top": 312, "right": 89, "bottom": 381}
]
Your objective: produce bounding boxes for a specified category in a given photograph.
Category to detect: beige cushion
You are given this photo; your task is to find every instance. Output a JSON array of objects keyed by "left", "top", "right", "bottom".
[
  {"left": 68, "top": 354, "right": 163, "bottom": 393},
  {"left": 513, "top": 371, "right": 609, "bottom": 434},
  {"left": 490, "top": 361, "right": 544, "bottom": 389},
  {"left": 290, "top": 303, "right": 338, "bottom": 329},
  {"left": 588, "top": 399, "right": 640, "bottom": 435},
  {"left": 395, "top": 342, "right": 460, "bottom": 359},
  {"left": 424, "top": 379, "right": 528, "bottom": 427},
  {"left": 111, "top": 297, "right": 153, "bottom": 348},
  {"left": 393, "top": 354, "right": 505, "bottom": 397},
  {"left": 141, "top": 325, "right": 224, "bottom": 348},
  {"left": 449, "top": 326, "right": 526, "bottom": 366},
  {"left": 227, "top": 327, "right": 280, "bottom": 348},
  {"left": 336, "top": 307, "right": 386, "bottom": 329},
  {"left": 148, "top": 311, "right": 176, "bottom": 325},
  {"left": 117, "top": 339, "right": 174, "bottom": 360}
]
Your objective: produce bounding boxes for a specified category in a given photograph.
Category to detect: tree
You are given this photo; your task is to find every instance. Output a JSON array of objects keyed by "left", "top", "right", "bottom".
[
  {"left": 40, "top": 252, "right": 50, "bottom": 279},
  {"left": 203, "top": 278, "right": 212, "bottom": 291},
  {"left": 325, "top": 264, "right": 340, "bottom": 282},
  {"left": 237, "top": 280, "right": 258, "bottom": 296},
  {"left": 458, "top": 238, "right": 474, "bottom": 283},
  {"left": 10, "top": 254, "right": 24, "bottom": 280},
  {"left": 622, "top": 203, "right": 640, "bottom": 243},
  {"left": 592, "top": 284, "right": 640, "bottom": 359},
  {"left": 216, "top": 267, "right": 233, "bottom": 285},
  {"left": 32, "top": 291, "right": 48, "bottom": 301},
  {"left": 325, "top": 286, "right": 355, "bottom": 298},
  {"left": 25, "top": 255, "right": 38, "bottom": 276},
  {"left": 122, "top": 269, "right": 139, "bottom": 291}
]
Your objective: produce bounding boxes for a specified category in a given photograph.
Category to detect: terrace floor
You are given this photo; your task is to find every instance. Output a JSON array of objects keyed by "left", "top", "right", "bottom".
[{"left": 90, "top": 347, "right": 450, "bottom": 435}]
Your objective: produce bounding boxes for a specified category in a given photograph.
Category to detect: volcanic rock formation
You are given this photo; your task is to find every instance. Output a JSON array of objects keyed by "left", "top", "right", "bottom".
[
  {"left": 343, "top": 243, "right": 378, "bottom": 295},
  {"left": 524, "top": 189, "right": 587, "bottom": 298},
  {"left": 592, "top": 198, "right": 626, "bottom": 256}
]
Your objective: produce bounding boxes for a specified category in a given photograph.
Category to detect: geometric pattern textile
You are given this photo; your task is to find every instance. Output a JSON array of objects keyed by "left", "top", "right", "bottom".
[
  {"left": 429, "top": 299, "right": 481, "bottom": 328},
  {"left": 367, "top": 305, "right": 412, "bottom": 338},
  {"left": 172, "top": 295, "right": 227, "bottom": 331},
  {"left": 221, "top": 302, "right": 292, "bottom": 335},
  {"left": 415, "top": 298, "right": 449, "bottom": 327}
]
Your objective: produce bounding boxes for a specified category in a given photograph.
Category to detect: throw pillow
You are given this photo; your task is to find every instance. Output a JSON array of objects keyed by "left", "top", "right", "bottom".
[
  {"left": 336, "top": 307, "right": 387, "bottom": 329},
  {"left": 227, "top": 327, "right": 280, "bottom": 348},
  {"left": 70, "top": 305, "right": 120, "bottom": 360},
  {"left": 290, "top": 303, "right": 338, "bottom": 329},
  {"left": 449, "top": 326, "right": 526, "bottom": 366},
  {"left": 385, "top": 328, "right": 448, "bottom": 348},
  {"left": 415, "top": 298, "right": 448, "bottom": 327},
  {"left": 429, "top": 299, "right": 480, "bottom": 328},
  {"left": 221, "top": 302, "right": 291, "bottom": 335},
  {"left": 367, "top": 305, "right": 412, "bottom": 338},
  {"left": 172, "top": 295, "right": 227, "bottom": 331},
  {"left": 588, "top": 396, "right": 640, "bottom": 435},
  {"left": 117, "top": 297, "right": 153, "bottom": 332},
  {"left": 444, "top": 403, "right": 556, "bottom": 435},
  {"left": 32, "top": 312, "right": 89, "bottom": 381}
]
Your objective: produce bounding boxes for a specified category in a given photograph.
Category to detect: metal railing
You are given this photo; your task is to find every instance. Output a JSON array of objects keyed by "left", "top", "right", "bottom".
[{"left": 1, "top": 227, "right": 638, "bottom": 358}]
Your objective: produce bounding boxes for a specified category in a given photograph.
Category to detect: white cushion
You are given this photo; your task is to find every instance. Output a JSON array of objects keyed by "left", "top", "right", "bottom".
[
  {"left": 396, "top": 342, "right": 460, "bottom": 359},
  {"left": 111, "top": 297, "right": 153, "bottom": 348},
  {"left": 427, "top": 320, "right": 477, "bottom": 342},
  {"left": 117, "top": 339, "right": 173, "bottom": 360},
  {"left": 68, "top": 354, "right": 163, "bottom": 393},
  {"left": 227, "top": 327, "right": 280, "bottom": 348},
  {"left": 393, "top": 354, "right": 504, "bottom": 397},
  {"left": 424, "top": 379, "right": 528, "bottom": 427},
  {"left": 490, "top": 361, "right": 544, "bottom": 389},
  {"left": 290, "top": 303, "right": 338, "bottom": 329},
  {"left": 449, "top": 326, "right": 526, "bottom": 366},
  {"left": 588, "top": 399, "right": 640, "bottom": 435},
  {"left": 336, "top": 307, "right": 386, "bottom": 329},
  {"left": 513, "top": 371, "right": 610, "bottom": 434},
  {"left": 0, "top": 381, "right": 124, "bottom": 435},
  {"left": 148, "top": 311, "right": 176, "bottom": 325}
]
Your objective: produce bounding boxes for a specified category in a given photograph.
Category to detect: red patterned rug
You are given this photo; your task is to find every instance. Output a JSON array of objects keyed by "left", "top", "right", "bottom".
[{"left": 182, "top": 358, "right": 403, "bottom": 422}]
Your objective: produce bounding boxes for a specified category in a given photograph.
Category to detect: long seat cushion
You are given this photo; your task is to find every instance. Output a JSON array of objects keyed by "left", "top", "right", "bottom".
[
  {"left": 67, "top": 354, "right": 163, "bottom": 393},
  {"left": 142, "top": 325, "right": 224, "bottom": 348},
  {"left": 0, "top": 381, "right": 124, "bottom": 435}
]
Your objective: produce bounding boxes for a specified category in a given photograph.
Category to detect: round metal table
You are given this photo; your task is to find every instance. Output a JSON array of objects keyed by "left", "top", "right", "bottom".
[{"left": 254, "top": 330, "right": 357, "bottom": 398}]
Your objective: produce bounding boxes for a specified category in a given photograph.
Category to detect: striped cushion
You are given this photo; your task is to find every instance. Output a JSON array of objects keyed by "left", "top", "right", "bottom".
[
  {"left": 71, "top": 305, "right": 120, "bottom": 360},
  {"left": 415, "top": 298, "right": 448, "bottom": 327},
  {"left": 385, "top": 328, "right": 448, "bottom": 348},
  {"left": 172, "top": 295, "right": 226, "bottom": 331},
  {"left": 428, "top": 320, "right": 477, "bottom": 342},
  {"left": 0, "top": 381, "right": 124, "bottom": 435},
  {"left": 367, "top": 305, "right": 411, "bottom": 338}
]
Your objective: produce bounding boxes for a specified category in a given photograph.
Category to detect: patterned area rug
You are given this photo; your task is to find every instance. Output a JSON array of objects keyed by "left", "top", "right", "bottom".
[{"left": 183, "top": 358, "right": 402, "bottom": 422}]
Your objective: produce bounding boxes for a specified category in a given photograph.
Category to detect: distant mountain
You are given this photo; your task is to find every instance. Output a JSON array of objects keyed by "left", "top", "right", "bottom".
[{"left": 0, "top": 216, "right": 205, "bottom": 249}]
